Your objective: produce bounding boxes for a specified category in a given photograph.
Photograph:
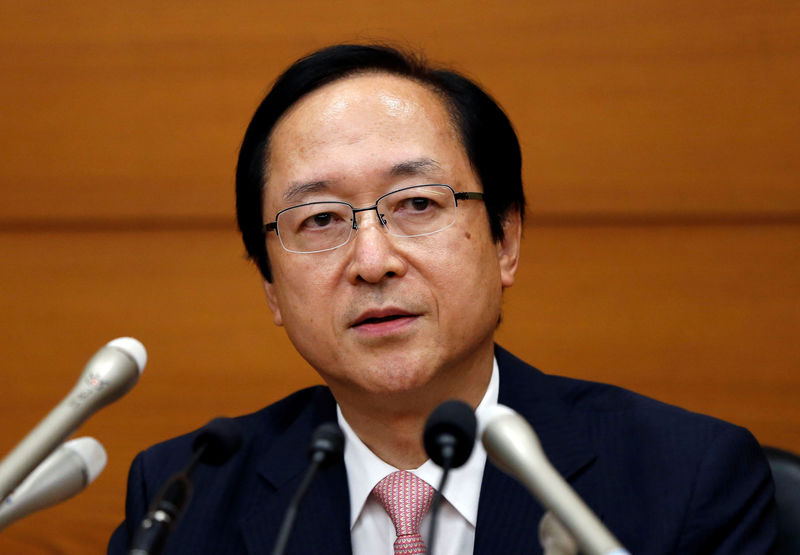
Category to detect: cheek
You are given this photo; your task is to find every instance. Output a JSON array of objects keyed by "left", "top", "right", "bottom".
[
  {"left": 416, "top": 229, "right": 497, "bottom": 293},
  {"left": 459, "top": 230, "right": 503, "bottom": 288},
  {"left": 271, "top": 255, "right": 343, "bottom": 315}
]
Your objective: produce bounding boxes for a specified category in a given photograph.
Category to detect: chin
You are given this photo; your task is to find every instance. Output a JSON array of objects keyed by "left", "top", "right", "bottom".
[{"left": 360, "top": 364, "right": 435, "bottom": 395}]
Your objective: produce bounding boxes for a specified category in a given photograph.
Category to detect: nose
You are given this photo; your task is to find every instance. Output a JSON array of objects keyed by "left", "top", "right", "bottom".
[
  {"left": 345, "top": 209, "right": 407, "bottom": 284},
  {"left": 351, "top": 204, "right": 387, "bottom": 229}
]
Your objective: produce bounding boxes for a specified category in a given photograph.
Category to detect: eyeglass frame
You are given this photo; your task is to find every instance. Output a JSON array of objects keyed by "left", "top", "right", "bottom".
[{"left": 263, "top": 183, "right": 485, "bottom": 254}]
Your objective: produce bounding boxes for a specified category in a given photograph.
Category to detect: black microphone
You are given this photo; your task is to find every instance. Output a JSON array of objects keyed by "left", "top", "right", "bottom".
[
  {"left": 270, "top": 422, "right": 344, "bottom": 555},
  {"left": 191, "top": 418, "right": 245, "bottom": 466},
  {"left": 129, "top": 417, "right": 243, "bottom": 555},
  {"left": 423, "top": 400, "right": 477, "bottom": 555}
]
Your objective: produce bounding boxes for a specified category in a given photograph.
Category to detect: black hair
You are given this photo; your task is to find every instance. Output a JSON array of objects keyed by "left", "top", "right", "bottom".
[{"left": 236, "top": 43, "right": 525, "bottom": 282}]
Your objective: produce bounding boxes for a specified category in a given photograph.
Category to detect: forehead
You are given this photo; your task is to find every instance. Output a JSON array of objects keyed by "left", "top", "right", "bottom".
[
  {"left": 264, "top": 73, "right": 469, "bottom": 203},
  {"left": 272, "top": 72, "right": 456, "bottom": 148}
]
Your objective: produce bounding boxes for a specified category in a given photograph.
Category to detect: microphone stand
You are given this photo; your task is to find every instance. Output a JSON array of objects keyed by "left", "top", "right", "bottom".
[
  {"left": 427, "top": 441, "right": 455, "bottom": 555},
  {"left": 270, "top": 422, "right": 344, "bottom": 555},
  {"left": 422, "top": 400, "right": 477, "bottom": 555},
  {"left": 128, "top": 445, "right": 208, "bottom": 555},
  {"left": 128, "top": 417, "right": 243, "bottom": 555},
  {"left": 270, "top": 450, "right": 326, "bottom": 555}
]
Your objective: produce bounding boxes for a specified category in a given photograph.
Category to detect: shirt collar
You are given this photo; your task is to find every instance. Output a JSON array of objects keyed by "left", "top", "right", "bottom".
[{"left": 338, "top": 358, "right": 499, "bottom": 528}]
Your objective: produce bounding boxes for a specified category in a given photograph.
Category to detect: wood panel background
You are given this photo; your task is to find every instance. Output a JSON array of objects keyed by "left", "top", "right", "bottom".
[{"left": 0, "top": 1, "right": 798, "bottom": 552}]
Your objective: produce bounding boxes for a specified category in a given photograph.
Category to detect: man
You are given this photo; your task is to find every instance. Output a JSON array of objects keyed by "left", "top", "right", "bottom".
[{"left": 109, "top": 44, "right": 776, "bottom": 554}]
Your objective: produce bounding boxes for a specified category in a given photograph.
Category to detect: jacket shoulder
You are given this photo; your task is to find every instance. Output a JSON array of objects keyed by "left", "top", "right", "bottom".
[
  {"left": 134, "top": 385, "right": 334, "bottom": 496},
  {"left": 496, "top": 344, "right": 742, "bottom": 440}
]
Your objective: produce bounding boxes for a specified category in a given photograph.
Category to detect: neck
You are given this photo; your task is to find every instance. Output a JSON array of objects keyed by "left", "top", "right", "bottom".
[
  {"left": 334, "top": 355, "right": 493, "bottom": 469},
  {"left": 342, "top": 405, "right": 430, "bottom": 469}
]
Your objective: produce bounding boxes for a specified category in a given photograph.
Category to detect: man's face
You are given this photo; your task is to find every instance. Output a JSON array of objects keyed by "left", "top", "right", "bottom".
[{"left": 262, "top": 73, "right": 520, "bottom": 406}]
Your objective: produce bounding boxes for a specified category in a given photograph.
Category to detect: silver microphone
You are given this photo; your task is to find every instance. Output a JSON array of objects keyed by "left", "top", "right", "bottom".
[
  {"left": 0, "top": 337, "right": 146, "bottom": 501},
  {"left": 479, "top": 405, "right": 629, "bottom": 555},
  {"left": 0, "top": 437, "right": 107, "bottom": 531}
]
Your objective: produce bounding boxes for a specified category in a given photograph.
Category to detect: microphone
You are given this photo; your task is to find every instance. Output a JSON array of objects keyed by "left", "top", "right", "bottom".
[
  {"left": 479, "top": 405, "right": 629, "bottom": 555},
  {"left": 0, "top": 337, "right": 146, "bottom": 502},
  {"left": 129, "top": 417, "right": 243, "bottom": 555},
  {"left": 422, "top": 400, "right": 477, "bottom": 555},
  {"left": 270, "top": 422, "right": 344, "bottom": 555},
  {"left": 0, "top": 437, "right": 107, "bottom": 531},
  {"left": 424, "top": 400, "right": 477, "bottom": 469}
]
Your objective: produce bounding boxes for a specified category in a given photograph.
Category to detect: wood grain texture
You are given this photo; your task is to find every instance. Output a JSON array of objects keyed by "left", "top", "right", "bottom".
[
  {"left": 0, "top": 223, "right": 797, "bottom": 551},
  {"left": 0, "top": 1, "right": 798, "bottom": 552},
  {"left": 0, "top": 1, "right": 798, "bottom": 221}
]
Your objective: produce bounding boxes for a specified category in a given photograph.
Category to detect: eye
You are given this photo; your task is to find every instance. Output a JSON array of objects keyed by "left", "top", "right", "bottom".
[
  {"left": 399, "top": 196, "right": 437, "bottom": 213},
  {"left": 409, "top": 197, "right": 431, "bottom": 211},
  {"left": 302, "top": 211, "right": 339, "bottom": 229},
  {"left": 313, "top": 213, "right": 333, "bottom": 227}
]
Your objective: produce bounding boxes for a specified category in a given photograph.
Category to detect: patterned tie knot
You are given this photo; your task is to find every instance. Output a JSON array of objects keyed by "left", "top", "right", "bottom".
[{"left": 372, "top": 470, "right": 435, "bottom": 554}]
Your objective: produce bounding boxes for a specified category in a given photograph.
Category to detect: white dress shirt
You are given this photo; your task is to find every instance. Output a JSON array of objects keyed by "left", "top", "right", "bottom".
[{"left": 338, "top": 358, "right": 500, "bottom": 555}]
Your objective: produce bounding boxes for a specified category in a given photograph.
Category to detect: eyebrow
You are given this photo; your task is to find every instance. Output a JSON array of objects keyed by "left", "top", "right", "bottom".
[
  {"left": 282, "top": 158, "right": 442, "bottom": 203},
  {"left": 389, "top": 158, "right": 442, "bottom": 177},
  {"left": 283, "top": 180, "right": 331, "bottom": 203}
]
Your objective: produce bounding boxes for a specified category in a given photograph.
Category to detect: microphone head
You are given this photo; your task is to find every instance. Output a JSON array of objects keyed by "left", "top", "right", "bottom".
[
  {"left": 192, "top": 417, "right": 243, "bottom": 466},
  {"left": 308, "top": 422, "right": 344, "bottom": 464},
  {"left": 423, "top": 400, "right": 477, "bottom": 469},
  {"left": 107, "top": 337, "right": 147, "bottom": 375},
  {"left": 62, "top": 437, "right": 107, "bottom": 484},
  {"left": 477, "top": 404, "right": 546, "bottom": 483},
  {"left": 476, "top": 404, "right": 517, "bottom": 440}
]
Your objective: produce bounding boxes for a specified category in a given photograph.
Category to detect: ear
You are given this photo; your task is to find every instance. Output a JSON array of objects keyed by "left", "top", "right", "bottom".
[
  {"left": 261, "top": 279, "right": 284, "bottom": 327},
  {"left": 496, "top": 209, "right": 522, "bottom": 289}
]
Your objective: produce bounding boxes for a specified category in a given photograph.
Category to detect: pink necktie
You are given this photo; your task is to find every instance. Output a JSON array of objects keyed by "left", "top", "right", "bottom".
[{"left": 372, "top": 470, "right": 436, "bottom": 555}]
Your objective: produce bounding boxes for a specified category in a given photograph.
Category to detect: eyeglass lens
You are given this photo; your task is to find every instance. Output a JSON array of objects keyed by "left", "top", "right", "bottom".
[{"left": 276, "top": 185, "right": 458, "bottom": 253}]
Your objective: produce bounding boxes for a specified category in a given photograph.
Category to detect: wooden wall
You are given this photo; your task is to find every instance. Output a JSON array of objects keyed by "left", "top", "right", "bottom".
[{"left": 1, "top": 2, "right": 798, "bottom": 551}]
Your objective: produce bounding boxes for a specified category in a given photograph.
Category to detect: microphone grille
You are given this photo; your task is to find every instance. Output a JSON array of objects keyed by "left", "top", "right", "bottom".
[
  {"left": 63, "top": 437, "right": 107, "bottom": 483},
  {"left": 309, "top": 422, "right": 345, "bottom": 464},
  {"left": 107, "top": 337, "right": 147, "bottom": 374},
  {"left": 476, "top": 404, "right": 516, "bottom": 439},
  {"left": 192, "top": 417, "right": 244, "bottom": 466},
  {"left": 424, "top": 400, "right": 477, "bottom": 468}
]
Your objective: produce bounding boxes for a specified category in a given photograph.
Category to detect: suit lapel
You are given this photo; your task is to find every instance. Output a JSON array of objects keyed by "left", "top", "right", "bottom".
[
  {"left": 474, "top": 346, "right": 597, "bottom": 554},
  {"left": 238, "top": 389, "right": 352, "bottom": 555},
  {"left": 233, "top": 348, "right": 597, "bottom": 554}
]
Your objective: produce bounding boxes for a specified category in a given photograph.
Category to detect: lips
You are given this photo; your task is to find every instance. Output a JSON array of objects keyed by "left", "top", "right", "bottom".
[{"left": 351, "top": 307, "right": 418, "bottom": 329}]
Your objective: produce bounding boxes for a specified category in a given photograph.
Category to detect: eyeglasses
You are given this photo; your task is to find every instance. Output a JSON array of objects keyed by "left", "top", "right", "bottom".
[{"left": 264, "top": 184, "right": 484, "bottom": 254}]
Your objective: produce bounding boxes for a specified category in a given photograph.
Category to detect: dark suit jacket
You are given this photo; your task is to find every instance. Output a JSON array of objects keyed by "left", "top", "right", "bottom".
[{"left": 108, "top": 346, "right": 777, "bottom": 554}]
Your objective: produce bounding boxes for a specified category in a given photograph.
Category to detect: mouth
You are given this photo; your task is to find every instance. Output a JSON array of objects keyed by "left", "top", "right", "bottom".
[{"left": 351, "top": 308, "right": 419, "bottom": 331}]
